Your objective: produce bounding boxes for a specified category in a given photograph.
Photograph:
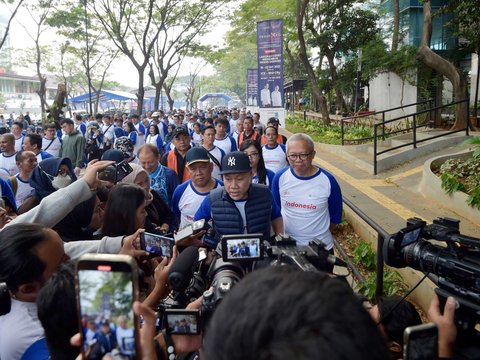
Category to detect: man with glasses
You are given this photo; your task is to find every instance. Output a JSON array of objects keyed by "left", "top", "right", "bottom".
[
  {"left": 42, "top": 124, "right": 62, "bottom": 157},
  {"left": 271, "top": 133, "right": 342, "bottom": 272}
]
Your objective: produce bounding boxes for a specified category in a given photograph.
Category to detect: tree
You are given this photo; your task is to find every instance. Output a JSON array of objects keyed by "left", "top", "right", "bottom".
[
  {"left": 296, "top": 0, "right": 329, "bottom": 123},
  {"left": 148, "top": 0, "right": 229, "bottom": 111},
  {"left": 416, "top": 0, "right": 468, "bottom": 131},
  {"left": 304, "top": 0, "right": 379, "bottom": 113},
  {"left": 0, "top": 0, "right": 25, "bottom": 51},
  {"left": 440, "top": 0, "right": 480, "bottom": 120},
  {"left": 184, "top": 61, "right": 205, "bottom": 111},
  {"left": 19, "top": 0, "right": 53, "bottom": 120}
]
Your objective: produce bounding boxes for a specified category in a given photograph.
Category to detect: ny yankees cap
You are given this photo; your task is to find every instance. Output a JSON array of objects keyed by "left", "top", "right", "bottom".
[{"left": 219, "top": 151, "right": 251, "bottom": 175}]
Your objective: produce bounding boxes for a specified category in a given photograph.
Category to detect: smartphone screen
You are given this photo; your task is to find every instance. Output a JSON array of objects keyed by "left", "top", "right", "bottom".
[
  {"left": 404, "top": 323, "right": 438, "bottom": 360},
  {"left": 164, "top": 309, "right": 200, "bottom": 335},
  {"left": 141, "top": 233, "right": 175, "bottom": 257},
  {"left": 76, "top": 254, "right": 139, "bottom": 359}
]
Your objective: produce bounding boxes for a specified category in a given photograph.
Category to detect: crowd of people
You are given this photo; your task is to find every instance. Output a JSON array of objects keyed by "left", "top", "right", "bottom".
[{"left": 0, "top": 108, "right": 461, "bottom": 360}]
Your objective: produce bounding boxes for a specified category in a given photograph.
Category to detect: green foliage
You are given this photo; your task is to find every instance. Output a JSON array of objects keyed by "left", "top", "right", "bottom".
[
  {"left": 440, "top": 172, "right": 466, "bottom": 194},
  {"left": 462, "top": 136, "right": 480, "bottom": 158},
  {"left": 353, "top": 241, "right": 376, "bottom": 271},
  {"left": 438, "top": 154, "right": 480, "bottom": 209},
  {"left": 467, "top": 186, "right": 480, "bottom": 210},
  {"left": 356, "top": 270, "right": 406, "bottom": 302}
]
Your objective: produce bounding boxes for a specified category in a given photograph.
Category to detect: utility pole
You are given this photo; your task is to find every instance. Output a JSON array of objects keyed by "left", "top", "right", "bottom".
[{"left": 83, "top": 0, "right": 93, "bottom": 116}]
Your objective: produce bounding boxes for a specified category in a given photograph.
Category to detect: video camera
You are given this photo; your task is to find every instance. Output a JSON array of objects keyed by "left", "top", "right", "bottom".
[
  {"left": 383, "top": 217, "right": 480, "bottom": 333},
  {"left": 158, "top": 233, "right": 348, "bottom": 333}
]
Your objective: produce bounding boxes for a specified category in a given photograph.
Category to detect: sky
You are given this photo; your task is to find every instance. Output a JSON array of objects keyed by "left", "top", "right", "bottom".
[{"left": 2, "top": 2, "right": 234, "bottom": 88}]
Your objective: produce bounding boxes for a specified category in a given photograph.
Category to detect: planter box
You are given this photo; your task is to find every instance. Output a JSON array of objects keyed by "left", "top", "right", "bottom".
[{"left": 419, "top": 150, "right": 480, "bottom": 225}]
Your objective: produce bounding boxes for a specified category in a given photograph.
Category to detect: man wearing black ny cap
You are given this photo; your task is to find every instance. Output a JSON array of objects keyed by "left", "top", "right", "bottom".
[
  {"left": 194, "top": 151, "right": 283, "bottom": 248},
  {"left": 161, "top": 127, "right": 192, "bottom": 183}
]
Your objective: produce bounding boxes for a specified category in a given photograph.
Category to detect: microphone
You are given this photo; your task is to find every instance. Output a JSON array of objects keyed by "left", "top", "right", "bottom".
[
  {"left": 168, "top": 246, "right": 199, "bottom": 292},
  {"left": 327, "top": 254, "right": 348, "bottom": 268}
]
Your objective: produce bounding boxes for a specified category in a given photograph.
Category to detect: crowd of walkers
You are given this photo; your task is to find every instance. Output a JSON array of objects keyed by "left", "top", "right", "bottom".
[{"left": 0, "top": 107, "right": 460, "bottom": 360}]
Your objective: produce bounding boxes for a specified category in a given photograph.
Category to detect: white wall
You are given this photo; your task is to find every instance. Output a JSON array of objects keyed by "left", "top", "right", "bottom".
[
  {"left": 369, "top": 71, "right": 418, "bottom": 120},
  {"left": 470, "top": 54, "right": 479, "bottom": 107}
]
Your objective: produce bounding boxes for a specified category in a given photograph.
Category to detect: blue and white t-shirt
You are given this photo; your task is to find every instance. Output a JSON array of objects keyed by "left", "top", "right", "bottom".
[
  {"left": 262, "top": 144, "right": 288, "bottom": 173},
  {"left": 172, "top": 179, "right": 223, "bottom": 229},
  {"left": 272, "top": 167, "right": 342, "bottom": 249},
  {"left": 205, "top": 146, "right": 225, "bottom": 181},
  {"left": 214, "top": 135, "right": 237, "bottom": 155}
]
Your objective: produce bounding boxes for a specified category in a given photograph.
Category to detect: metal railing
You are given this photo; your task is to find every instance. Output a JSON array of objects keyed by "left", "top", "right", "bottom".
[
  {"left": 372, "top": 99, "right": 469, "bottom": 174},
  {"left": 341, "top": 99, "right": 435, "bottom": 146},
  {"left": 341, "top": 197, "right": 390, "bottom": 301}
]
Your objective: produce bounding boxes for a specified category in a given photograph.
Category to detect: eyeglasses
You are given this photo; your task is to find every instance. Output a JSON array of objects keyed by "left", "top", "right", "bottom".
[
  {"left": 245, "top": 152, "right": 259, "bottom": 158},
  {"left": 287, "top": 152, "right": 312, "bottom": 161}
]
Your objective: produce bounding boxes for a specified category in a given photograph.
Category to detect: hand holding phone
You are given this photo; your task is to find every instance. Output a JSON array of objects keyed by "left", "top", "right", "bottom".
[
  {"left": 140, "top": 232, "right": 175, "bottom": 257},
  {"left": 75, "top": 254, "right": 140, "bottom": 359},
  {"left": 403, "top": 323, "right": 438, "bottom": 360}
]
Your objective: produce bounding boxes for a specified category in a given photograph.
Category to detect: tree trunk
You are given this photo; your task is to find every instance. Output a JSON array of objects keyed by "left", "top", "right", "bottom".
[
  {"left": 136, "top": 72, "right": 145, "bottom": 115},
  {"left": 163, "top": 83, "right": 175, "bottom": 111},
  {"left": 326, "top": 51, "right": 346, "bottom": 112},
  {"left": 391, "top": 0, "right": 400, "bottom": 52},
  {"left": 416, "top": 0, "right": 468, "bottom": 131},
  {"left": 296, "top": 0, "right": 330, "bottom": 125}
]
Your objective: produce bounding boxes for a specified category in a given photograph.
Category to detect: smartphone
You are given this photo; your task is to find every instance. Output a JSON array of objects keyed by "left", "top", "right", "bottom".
[
  {"left": 76, "top": 254, "right": 140, "bottom": 359},
  {"left": 403, "top": 323, "right": 438, "bottom": 360},
  {"left": 140, "top": 232, "right": 175, "bottom": 257},
  {"left": 221, "top": 234, "right": 264, "bottom": 262},
  {"left": 164, "top": 309, "right": 201, "bottom": 335},
  {"left": 97, "top": 161, "right": 133, "bottom": 183},
  {"left": 174, "top": 219, "right": 206, "bottom": 242}
]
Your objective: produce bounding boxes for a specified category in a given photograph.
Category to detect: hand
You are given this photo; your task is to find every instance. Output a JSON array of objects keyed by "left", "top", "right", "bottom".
[
  {"left": 133, "top": 301, "right": 158, "bottom": 360},
  {"left": 120, "top": 228, "right": 149, "bottom": 258},
  {"left": 81, "top": 159, "right": 115, "bottom": 188},
  {"left": 153, "top": 246, "right": 178, "bottom": 297},
  {"left": 171, "top": 296, "right": 203, "bottom": 354},
  {"left": 155, "top": 223, "right": 170, "bottom": 234},
  {"left": 427, "top": 294, "right": 457, "bottom": 358},
  {"left": 175, "top": 230, "right": 206, "bottom": 248},
  {"left": 74, "top": 166, "right": 81, "bottom": 176},
  {"left": 0, "top": 207, "right": 12, "bottom": 229}
]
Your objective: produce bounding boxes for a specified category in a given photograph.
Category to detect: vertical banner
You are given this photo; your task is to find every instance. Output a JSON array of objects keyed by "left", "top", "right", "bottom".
[
  {"left": 256, "top": 19, "right": 285, "bottom": 125},
  {"left": 246, "top": 68, "right": 258, "bottom": 112}
]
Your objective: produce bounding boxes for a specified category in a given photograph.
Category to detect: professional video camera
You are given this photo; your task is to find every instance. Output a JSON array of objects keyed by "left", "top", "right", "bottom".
[
  {"left": 158, "top": 233, "right": 348, "bottom": 334},
  {"left": 383, "top": 217, "right": 480, "bottom": 356}
]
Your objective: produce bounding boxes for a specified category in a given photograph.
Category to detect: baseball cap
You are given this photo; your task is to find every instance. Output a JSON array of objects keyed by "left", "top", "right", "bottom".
[
  {"left": 173, "top": 127, "right": 189, "bottom": 138},
  {"left": 219, "top": 151, "right": 251, "bottom": 175},
  {"left": 101, "top": 149, "right": 124, "bottom": 163},
  {"left": 268, "top": 117, "right": 281, "bottom": 126},
  {"left": 186, "top": 147, "right": 210, "bottom": 166},
  {"left": 152, "top": 112, "right": 159, "bottom": 117}
]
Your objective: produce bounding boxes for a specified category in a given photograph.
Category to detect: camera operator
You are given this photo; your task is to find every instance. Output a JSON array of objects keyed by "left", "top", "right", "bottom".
[{"left": 194, "top": 151, "right": 283, "bottom": 247}]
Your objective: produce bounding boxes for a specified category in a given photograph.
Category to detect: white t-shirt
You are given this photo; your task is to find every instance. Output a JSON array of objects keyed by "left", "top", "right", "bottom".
[
  {"left": 116, "top": 326, "right": 135, "bottom": 355},
  {"left": 42, "top": 137, "right": 62, "bottom": 157},
  {"left": 13, "top": 174, "right": 35, "bottom": 207},
  {"left": 172, "top": 179, "right": 222, "bottom": 229},
  {"left": 192, "top": 132, "right": 202, "bottom": 147},
  {"left": 0, "top": 153, "right": 18, "bottom": 176},
  {"left": 272, "top": 167, "right": 343, "bottom": 249},
  {"left": 214, "top": 135, "right": 236, "bottom": 155},
  {"left": 0, "top": 299, "right": 44, "bottom": 360},
  {"left": 14, "top": 136, "right": 24, "bottom": 152},
  {"left": 205, "top": 146, "right": 225, "bottom": 181},
  {"left": 233, "top": 200, "right": 247, "bottom": 233},
  {"left": 262, "top": 144, "right": 288, "bottom": 173}
]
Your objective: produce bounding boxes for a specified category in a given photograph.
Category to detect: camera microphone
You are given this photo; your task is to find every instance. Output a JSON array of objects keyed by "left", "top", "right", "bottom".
[
  {"left": 168, "top": 246, "right": 199, "bottom": 292},
  {"left": 327, "top": 254, "right": 348, "bottom": 268}
]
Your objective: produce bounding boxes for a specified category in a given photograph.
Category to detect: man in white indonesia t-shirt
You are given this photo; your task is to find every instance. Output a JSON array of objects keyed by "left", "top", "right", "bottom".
[
  {"left": 0, "top": 134, "right": 19, "bottom": 176},
  {"left": 272, "top": 133, "right": 343, "bottom": 267}
]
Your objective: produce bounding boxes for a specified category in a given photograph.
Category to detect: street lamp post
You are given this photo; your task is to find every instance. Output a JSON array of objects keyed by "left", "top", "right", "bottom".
[{"left": 83, "top": 0, "right": 93, "bottom": 116}]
